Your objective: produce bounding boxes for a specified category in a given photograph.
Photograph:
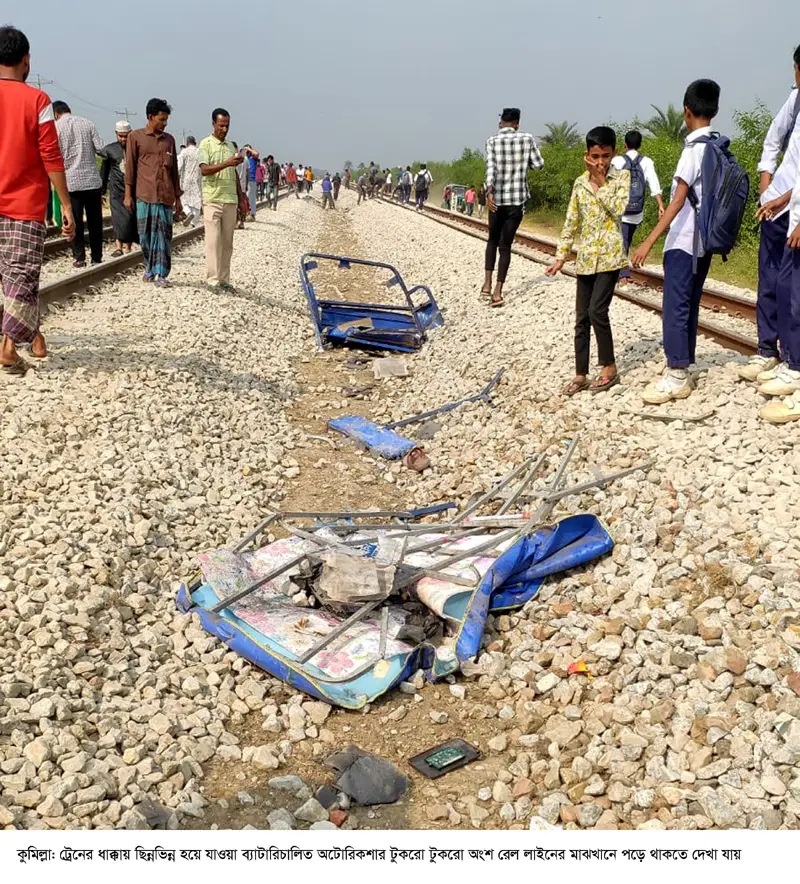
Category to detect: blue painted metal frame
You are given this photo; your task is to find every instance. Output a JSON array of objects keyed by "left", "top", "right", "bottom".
[
  {"left": 176, "top": 514, "right": 613, "bottom": 709},
  {"left": 299, "top": 252, "right": 443, "bottom": 353}
]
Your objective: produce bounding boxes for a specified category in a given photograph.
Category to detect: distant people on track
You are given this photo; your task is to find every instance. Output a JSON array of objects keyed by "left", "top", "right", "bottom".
[
  {"left": 199, "top": 107, "right": 249, "bottom": 292},
  {"left": 344, "top": 168, "right": 351, "bottom": 190},
  {"left": 465, "top": 185, "right": 476, "bottom": 216},
  {"left": 124, "top": 98, "right": 182, "bottom": 288},
  {"left": 256, "top": 157, "right": 266, "bottom": 201},
  {"left": 384, "top": 169, "right": 392, "bottom": 196},
  {"left": 286, "top": 163, "right": 299, "bottom": 197},
  {"left": 232, "top": 142, "right": 248, "bottom": 228},
  {"left": 177, "top": 135, "right": 203, "bottom": 228},
  {"left": 243, "top": 144, "right": 260, "bottom": 221},
  {"left": 632, "top": 79, "right": 722, "bottom": 404},
  {"left": 101, "top": 120, "right": 139, "bottom": 255},
  {"left": 265, "top": 155, "right": 280, "bottom": 210},
  {"left": 482, "top": 107, "right": 544, "bottom": 307},
  {"left": 738, "top": 47, "right": 800, "bottom": 391},
  {"left": 610, "top": 129, "right": 665, "bottom": 287},
  {"left": 357, "top": 172, "right": 368, "bottom": 205},
  {"left": 305, "top": 165, "right": 314, "bottom": 192},
  {"left": 321, "top": 173, "right": 335, "bottom": 209},
  {"left": 477, "top": 184, "right": 486, "bottom": 219},
  {"left": 415, "top": 164, "right": 432, "bottom": 211},
  {"left": 401, "top": 166, "right": 413, "bottom": 203},
  {"left": 54, "top": 100, "right": 105, "bottom": 268},
  {"left": 0, "top": 24, "right": 73, "bottom": 376},
  {"left": 547, "top": 126, "right": 629, "bottom": 396},
  {"left": 333, "top": 172, "right": 342, "bottom": 200}
]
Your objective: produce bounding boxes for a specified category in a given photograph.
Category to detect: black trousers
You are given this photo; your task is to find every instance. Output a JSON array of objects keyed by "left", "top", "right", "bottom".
[
  {"left": 485, "top": 205, "right": 523, "bottom": 282},
  {"left": 69, "top": 188, "right": 104, "bottom": 263},
  {"left": 574, "top": 270, "right": 620, "bottom": 375}
]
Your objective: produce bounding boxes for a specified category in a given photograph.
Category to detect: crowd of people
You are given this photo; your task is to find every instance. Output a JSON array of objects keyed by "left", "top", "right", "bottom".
[{"left": 1, "top": 23, "right": 799, "bottom": 428}]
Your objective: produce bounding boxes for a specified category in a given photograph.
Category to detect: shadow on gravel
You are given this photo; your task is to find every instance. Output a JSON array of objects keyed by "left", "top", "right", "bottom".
[
  {"left": 42, "top": 334, "right": 296, "bottom": 400},
  {"left": 222, "top": 287, "right": 306, "bottom": 317}
]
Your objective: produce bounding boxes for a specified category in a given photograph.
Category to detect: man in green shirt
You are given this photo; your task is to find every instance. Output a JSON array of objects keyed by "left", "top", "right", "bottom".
[{"left": 198, "top": 107, "right": 249, "bottom": 291}]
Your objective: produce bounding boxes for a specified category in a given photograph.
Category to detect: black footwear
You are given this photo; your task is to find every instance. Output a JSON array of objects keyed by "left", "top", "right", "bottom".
[{"left": 73, "top": 259, "right": 86, "bottom": 268}]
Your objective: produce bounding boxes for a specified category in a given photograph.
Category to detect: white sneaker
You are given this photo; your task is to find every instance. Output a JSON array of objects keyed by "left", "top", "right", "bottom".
[
  {"left": 761, "top": 390, "right": 800, "bottom": 424},
  {"left": 758, "top": 364, "right": 800, "bottom": 397},
  {"left": 738, "top": 354, "right": 778, "bottom": 382},
  {"left": 642, "top": 368, "right": 695, "bottom": 405},
  {"left": 757, "top": 360, "right": 786, "bottom": 383}
]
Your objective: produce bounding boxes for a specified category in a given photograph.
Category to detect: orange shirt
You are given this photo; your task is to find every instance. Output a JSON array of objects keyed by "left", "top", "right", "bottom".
[{"left": 0, "top": 81, "right": 64, "bottom": 221}]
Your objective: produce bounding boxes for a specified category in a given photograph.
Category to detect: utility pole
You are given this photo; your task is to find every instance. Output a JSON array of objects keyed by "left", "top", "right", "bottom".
[
  {"left": 115, "top": 107, "right": 138, "bottom": 122},
  {"left": 33, "top": 75, "right": 53, "bottom": 91}
]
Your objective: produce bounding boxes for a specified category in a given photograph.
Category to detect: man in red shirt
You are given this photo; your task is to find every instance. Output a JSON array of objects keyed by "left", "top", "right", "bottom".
[{"left": 0, "top": 25, "right": 74, "bottom": 375}]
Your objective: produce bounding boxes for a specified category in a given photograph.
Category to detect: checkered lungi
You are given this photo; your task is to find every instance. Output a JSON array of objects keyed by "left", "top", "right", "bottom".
[{"left": 0, "top": 216, "right": 45, "bottom": 344}]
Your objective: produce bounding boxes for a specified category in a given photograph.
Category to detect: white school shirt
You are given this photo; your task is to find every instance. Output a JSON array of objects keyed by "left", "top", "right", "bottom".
[
  {"left": 610, "top": 150, "right": 662, "bottom": 225},
  {"left": 757, "top": 87, "right": 800, "bottom": 218},
  {"left": 790, "top": 172, "right": 800, "bottom": 232},
  {"left": 664, "top": 126, "right": 712, "bottom": 257}
]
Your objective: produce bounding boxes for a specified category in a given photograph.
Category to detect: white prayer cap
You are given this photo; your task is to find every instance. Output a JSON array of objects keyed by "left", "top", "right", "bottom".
[{"left": 115, "top": 120, "right": 132, "bottom": 133}]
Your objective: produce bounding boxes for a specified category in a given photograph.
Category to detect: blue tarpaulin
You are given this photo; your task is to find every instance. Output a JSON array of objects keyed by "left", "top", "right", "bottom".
[
  {"left": 176, "top": 514, "right": 613, "bottom": 709},
  {"left": 327, "top": 416, "right": 416, "bottom": 459}
]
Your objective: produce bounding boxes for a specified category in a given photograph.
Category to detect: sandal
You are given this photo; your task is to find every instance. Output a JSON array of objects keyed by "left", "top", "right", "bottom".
[
  {"left": 563, "top": 378, "right": 590, "bottom": 396},
  {"left": 1, "top": 356, "right": 30, "bottom": 376},
  {"left": 111, "top": 249, "right": 123, "bottom": 258},
  {"left": 490, "top": 294, "right": 504, "bottom": 308},
  {"left": 590, "top": 374, "right": 620, "bottom": 393},
  {"left": 480, "top": 286, "right": 492, "bottom": 299}
]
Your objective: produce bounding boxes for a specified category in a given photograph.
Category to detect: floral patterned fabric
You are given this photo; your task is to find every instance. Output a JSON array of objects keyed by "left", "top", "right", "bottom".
[{"left": 555, "top": 168, "right": 631, "bottom": 275}]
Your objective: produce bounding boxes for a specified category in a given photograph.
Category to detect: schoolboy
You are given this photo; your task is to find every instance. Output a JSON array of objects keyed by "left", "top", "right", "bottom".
[
  {"left": 740, "top": 46, "right": 800, "bottom": 392},
  {"left": 632, "top": 79, "right": 721, "bottom": 404},
  {"left": 546, "top": 126, "right": 630, "bottom": 394},
  {"left": 760, "top": 170, "right": 800, "bottom": 423}
]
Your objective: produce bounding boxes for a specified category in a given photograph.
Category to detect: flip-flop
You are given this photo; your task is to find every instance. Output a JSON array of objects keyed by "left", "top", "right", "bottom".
[
  {"left": 490, "top": 296, "right": 504, "bottom": 308},
  {"left": 111, "top": 249, "right": 123, "bottom": 258},
  {"left": 1, "top": 357, "right": 30, "bottom": 376},
  {"left": 480, "top": 288, "right": 492, "bottom": 299},
  {"left": 590, "top": 374, "right": 620, "bottom": 393},
  {"left": 563, "top": 378, "right": 590, "bottom": 396}
]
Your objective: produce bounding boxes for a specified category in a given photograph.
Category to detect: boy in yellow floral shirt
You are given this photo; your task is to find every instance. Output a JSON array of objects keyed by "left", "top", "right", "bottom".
[{"left": 546, "top": 126, "right": 630, "bottom": 394}]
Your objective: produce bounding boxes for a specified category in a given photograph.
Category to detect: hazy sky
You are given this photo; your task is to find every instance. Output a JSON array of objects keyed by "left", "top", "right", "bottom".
[{"left": 8, "top": 0, "right": 798, "bottom": 169}]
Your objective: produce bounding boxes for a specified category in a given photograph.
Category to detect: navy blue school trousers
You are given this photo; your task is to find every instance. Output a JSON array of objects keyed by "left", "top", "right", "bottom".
[
  {"left": 776, "top": 246, "right": 800, "bottom": 371},
  {"left": 662, "top": 249, "right": 713, "bottom": 369},
  {"left": 757, "top": 213, "right": 790, "bottom": 360}
]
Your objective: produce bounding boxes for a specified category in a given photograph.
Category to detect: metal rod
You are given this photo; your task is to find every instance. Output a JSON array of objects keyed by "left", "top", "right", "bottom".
[
  {"left": 425, "top": 528, "right": 519, "bottom": 572},
  {"left": 621, "top": 409, "right": 716, "bottom": 423},
  {"left": 232, "top": 512, "right": 279, "bottom": 552},
  {"left": 453, "top": 455, "right": 541, "bottom": 525},
  {"left": 378, "top": 606, "right": 389, "bottom": 658},
  {"left": 528, "top": 437, "right": 580, "bottom": 528},
  {"left": 536, "top": 461, "right": 655, "bottom": 504},
  {"left": 296, "top": 600, "right": 381, "bottom": 664},
  {"left": 210, "top": 552, "right": 309, "bottom": 613},
  {"left": 385, "top": 368, "right": 506, "bottom": 430},
  {"left": 498, "top": 452, "right": 546, "bottom": 515}
]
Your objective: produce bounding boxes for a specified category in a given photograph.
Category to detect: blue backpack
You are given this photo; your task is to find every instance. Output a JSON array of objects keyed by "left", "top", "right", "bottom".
[
  {"left": 686, "top": 133, "right": 750, "bottom": 272},
  {"left": 622, "top": 155, "right": 647, "bottom": 216}
]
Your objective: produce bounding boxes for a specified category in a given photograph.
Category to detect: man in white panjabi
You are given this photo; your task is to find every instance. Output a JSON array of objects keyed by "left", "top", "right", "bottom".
[{"left": 178, "top": 135, "right": 202, "bottom": 227}]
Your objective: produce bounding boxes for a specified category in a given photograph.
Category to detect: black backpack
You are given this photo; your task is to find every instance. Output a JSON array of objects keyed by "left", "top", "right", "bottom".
[
  {"left": 623, "top": 155, "right": 646, "bottom": 216},
  {"left": 415, "top": 171, "right": 427, "bottom": 190}
]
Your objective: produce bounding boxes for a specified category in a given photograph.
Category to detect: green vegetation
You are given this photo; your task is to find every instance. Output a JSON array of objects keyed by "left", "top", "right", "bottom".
[
  {"left": 387, "top": 104, "right": 774, "bottom": 289},
  {"left": 540, "top": 121, "right": 582, "bottom": 148}
]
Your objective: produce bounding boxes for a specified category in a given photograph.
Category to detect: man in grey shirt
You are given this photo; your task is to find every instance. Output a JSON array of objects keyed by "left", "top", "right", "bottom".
[{"left": 53, "top": 101, "right": 104, "bottom": 267}]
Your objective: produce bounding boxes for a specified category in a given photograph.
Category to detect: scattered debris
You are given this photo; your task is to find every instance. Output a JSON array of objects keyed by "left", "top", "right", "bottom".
[
  {"left": 403, "top": 447, "right": 430, "bottom": 472},
  {"left": 373, "top": 356, "right": 408, "bottom": 379},
  {"left": 622, "top": 408, "right": 716, "bottom": 423},
  {"left": 409, "top": 739, "right": 481, "bottom": 779},
  {"left": 177, "top": 439, "right": 646, "bottom": 708},
  {"left": 300, "top": 252, "right": 443, "bottom": 352},
  {"left": 327, "top": 369, "right": 505, "bottom": 460},
  {"left": 326, "top": 746, "right": 409, "bottom": 805}
]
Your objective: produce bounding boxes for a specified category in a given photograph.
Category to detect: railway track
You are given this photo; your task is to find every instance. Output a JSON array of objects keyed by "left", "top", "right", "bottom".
[
  {"left": 44, "top": 225, "right": 116, "bottom": 259},
  {"left": 40, "top": 191, "right": 288, "bottom": 311},
  {"left": 385, "top": 199, "right": 759, "bottom": 356}
]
